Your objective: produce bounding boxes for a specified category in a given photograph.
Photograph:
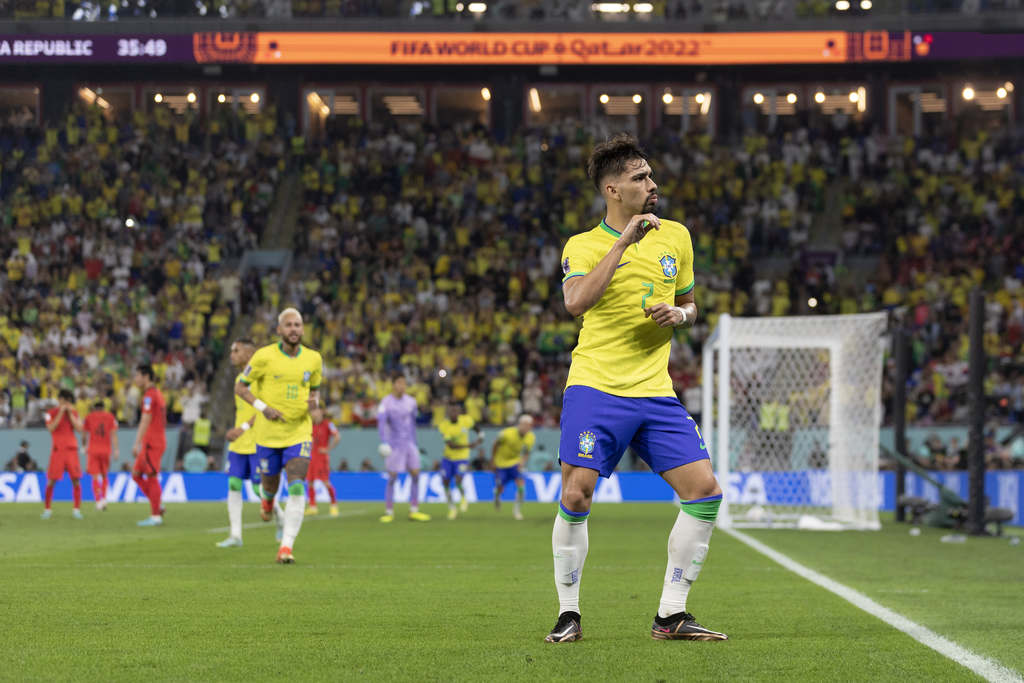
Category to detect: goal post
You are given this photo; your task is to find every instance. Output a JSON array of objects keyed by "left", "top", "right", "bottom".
[{"left": 702, "top": 312, "right": 888, "bottom": 530}]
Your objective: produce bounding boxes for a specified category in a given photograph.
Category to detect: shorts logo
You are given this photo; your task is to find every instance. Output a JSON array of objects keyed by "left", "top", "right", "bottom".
[
  {"left": 577, "top": 431, "right": 596, "bottom": 459},
  {"left": 302, "top": 371, "right": 311, "bottom": 383},
  {"left": 659, "top": 253, "right": 677, "bottom": 278},
  {"left": 562, "top": 257, "right": 570, "bottom": 274}
]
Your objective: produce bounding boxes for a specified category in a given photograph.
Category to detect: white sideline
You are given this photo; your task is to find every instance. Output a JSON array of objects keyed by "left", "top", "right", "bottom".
[{"left": 723, "top": 527, "right": 1023, "bottom": 683}]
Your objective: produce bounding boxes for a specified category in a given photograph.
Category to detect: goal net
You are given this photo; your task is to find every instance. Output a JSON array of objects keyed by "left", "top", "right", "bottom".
[{"left": 701, "top": 313, "right": 888, "bottom": 530}]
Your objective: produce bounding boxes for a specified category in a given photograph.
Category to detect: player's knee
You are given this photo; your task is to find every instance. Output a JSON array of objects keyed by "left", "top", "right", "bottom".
[
  {"left": 561, "top": 486, "right": 592, "bottom": 512},
  {"left": 684, "top": 476, "right": 721, "bottom": 502},
  {"left": 228, "top": 476, "right": 244, "bottom": 492}
]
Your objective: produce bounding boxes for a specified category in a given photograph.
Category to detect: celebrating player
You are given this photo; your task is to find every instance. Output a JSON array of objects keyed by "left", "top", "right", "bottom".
[
  {"left": 83, "top": 400, "right": 118, "bottom": 511},
  {"left": 437, "top": 401, "right": 481, "bottom": 520},
  {"left": 42, "top": 389, "right": 84, "bottom": 520},
  {"left": 378, "top": 374, "right": 430, "bottom": 523},
  {"left": 306, "top": 405, "right": 340, "bottom": 517},
  {"left": 491, "top": 414, "right": 535, "bottom": 521},
  {"left": 545, "top": 134, "right": 726, "bottom": 643},
  {"left": 217, "top": 338, "right": 262, "bottom": 548},
  {"left": 235, "top": 308, "right": 323, "bottom": 564},
  {"left": 133, "top": 364, "right": 167, "bottom": 527}
]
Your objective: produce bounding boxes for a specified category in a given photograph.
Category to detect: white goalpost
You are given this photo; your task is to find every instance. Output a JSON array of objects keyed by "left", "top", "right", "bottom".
[{"left": 701, "top": 312, "right": 888, "bottom": 530}]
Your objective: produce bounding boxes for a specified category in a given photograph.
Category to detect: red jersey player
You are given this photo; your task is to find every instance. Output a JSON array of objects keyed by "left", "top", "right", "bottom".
[
  {"left": 83, "top": 400, "right": 118, "bottom": 511},
  {"left": 42, "top": 389, "right": 84, "bottom": 519},
  {"left": 306, "top": 406, "right": 341, "bottom": 517},
  {"left": 132, "top": 365, "right": 167, "bottom": 527}
]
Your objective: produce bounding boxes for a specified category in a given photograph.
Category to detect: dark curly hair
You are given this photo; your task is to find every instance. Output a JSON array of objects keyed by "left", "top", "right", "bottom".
[{"left": 585, "top": 133, "right": 650, "bottom": 191}]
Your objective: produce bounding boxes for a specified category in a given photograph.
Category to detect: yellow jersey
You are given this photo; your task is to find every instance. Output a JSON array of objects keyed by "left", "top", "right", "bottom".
[
  {"left": 493, "top": 426, "right": 535, "bottom": 468},
  {"left": 438, "top": 414, "right": 477, "bottom": 461},
  {"left": 229, "top": 372, "right": 258, "bottom": 455},
  {"left": 561, "top": 219, "right": 695, "bottom": 398},
  {"left": 240, "top": 342, "right": 323, "bottom": 448}
]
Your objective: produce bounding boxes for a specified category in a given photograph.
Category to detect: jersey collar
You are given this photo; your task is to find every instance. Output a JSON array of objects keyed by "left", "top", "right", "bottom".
[
  {"left": 599, "top": 219, "right": 621, "bottom": 238},
  {"left": 278, "top": 342, "right": 302, "bottom": 358}
]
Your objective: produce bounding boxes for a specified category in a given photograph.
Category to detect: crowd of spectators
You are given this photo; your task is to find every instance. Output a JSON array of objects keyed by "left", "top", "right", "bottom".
[{"left": 0, "top": 101, "right": 285, "bottom": 428}]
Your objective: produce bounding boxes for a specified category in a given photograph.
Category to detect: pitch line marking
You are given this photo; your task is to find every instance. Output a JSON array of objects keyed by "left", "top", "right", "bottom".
[
  {"left": 723, "top": 527, "right": 1023, "bottom": 683},
  {"left": 206, "top": 508, "right": 367, "bottom": 534}
]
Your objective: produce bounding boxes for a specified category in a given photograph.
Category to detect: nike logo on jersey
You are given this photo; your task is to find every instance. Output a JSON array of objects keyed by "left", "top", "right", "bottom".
[{"left": 616, "top": 261, "right": 631, "bottom": 269}]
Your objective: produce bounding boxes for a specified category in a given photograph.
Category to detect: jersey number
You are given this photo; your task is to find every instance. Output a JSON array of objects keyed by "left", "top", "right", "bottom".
[
  {"left": 286, "top": 384, "right": 299, "bottom": 400},
  {"left": 641, "top": 282, "right": 654, "bottom": 309}
]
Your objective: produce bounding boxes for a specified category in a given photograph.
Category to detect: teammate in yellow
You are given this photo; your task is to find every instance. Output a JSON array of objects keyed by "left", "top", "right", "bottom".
[
  {"left": 437, "top": 401, "right": 482, "bottom": 520},
  {"left": 545, "top": 134, "right": 726, "bottom": 644},
  {"left": 490, "top": 414, "right": 535, "bottom": 521},
  {"left": 235, "top": 308, "right": 324, "bottom": 564},
  {"left": 217, "top": 338, "right": 261, "bottom": 549}
]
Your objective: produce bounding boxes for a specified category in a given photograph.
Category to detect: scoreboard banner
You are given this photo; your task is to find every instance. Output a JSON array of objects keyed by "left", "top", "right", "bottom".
[
  {"left": 2, "top": 31, "right": 1024, "bottom": 65},
  {"left": 2, "top": 470, "right": 1021, "bottom": 524}
]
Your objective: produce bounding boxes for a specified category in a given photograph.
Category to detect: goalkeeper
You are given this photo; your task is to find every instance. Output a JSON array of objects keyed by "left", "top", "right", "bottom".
[{"left": 377, "top": 374, "right": 430, "bottom": 523}]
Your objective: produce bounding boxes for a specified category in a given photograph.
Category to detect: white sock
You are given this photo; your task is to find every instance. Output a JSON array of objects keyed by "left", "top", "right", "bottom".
[
  {"left": 552, "top": 511, "right": 589, "bottom": 615},
  {"left": 657, "top": 509, "right": 715, "bottom": 618},
  {"left": 227, "top": 490, "right": 243, "bottom": 539},
  {"left": 280, "top": 494, "right": 305, "bottom": 549}
]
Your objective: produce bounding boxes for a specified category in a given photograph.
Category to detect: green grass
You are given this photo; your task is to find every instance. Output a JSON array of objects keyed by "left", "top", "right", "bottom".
[{"left": 1, "top": 502, "right": 1020, "bottom": 681}]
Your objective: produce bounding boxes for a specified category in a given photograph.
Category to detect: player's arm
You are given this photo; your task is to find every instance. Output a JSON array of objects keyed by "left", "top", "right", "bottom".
[
  {"left": 307, "top": 360, "right": 323, "bottom": 413},
  {"left": 225, "top": 413, "right": 257, "bottom": 441},
  {"left": 377, "top": 402, "right": 391, "bottom": 444},
  {"left": 469, "top": 426, "right": 484, "bottom": 449},
  {"left": 110, "top": 420, "right": 119, "bottom": 458},
  {"left": 490, "top": 435, "right": 502, "bottom": 470},
  {"left": 645, "top": 290, "right": 698, "bottom": 329},
  {"left": 234, "top": 381, "right": 284, "bottom": 421},
  {"left": 68, "top": 410, "right": 84, "bottom": 432},
  {"left": 562, "top": 213, "right": 660, "bottom": 317},
  {"left": 133, "top": 411, "right": 151, "bottom": 456},
  {"left": 45, "top": 407, "right": 62, "bottom": 433},
  {"left": 327, "top": 423, "right": 341, "bottom": 451}
]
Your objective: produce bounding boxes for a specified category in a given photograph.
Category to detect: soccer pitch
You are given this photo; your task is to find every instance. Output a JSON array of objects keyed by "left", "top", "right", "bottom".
[{"left": 3, "top": 502, "right": 1022, "bottom": 682}]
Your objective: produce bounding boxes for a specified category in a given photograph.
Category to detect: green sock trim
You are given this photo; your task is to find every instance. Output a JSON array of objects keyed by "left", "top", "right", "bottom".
[
  {"left": 680, "top": 499, "right": 721, "bottom": 522},
  {"left": 288, "top": 481, "right": 304, "bottom": 496},
  {"left": 557, "top": 509, "right": 589, "bottom": 524},
  {"left": 228, "top": 476, "right": 244, "bottom": 492}
]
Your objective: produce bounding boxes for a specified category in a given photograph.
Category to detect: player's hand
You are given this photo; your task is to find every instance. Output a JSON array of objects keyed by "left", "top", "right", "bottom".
[
  {"left": 644, "top": 303, "right": 684, "bottom": 328},
  {"left": 618, "top": 213, "right": 660, "bottom": 247},
  {"left": 262, "top": 406, "right": 285, "bottom": 422},
  {"left": 378, "top": 443, "right": 392, "bottom": 457},
  {"left": 225, "top": 427, "right": 243, "bottom": 441},
  {"left": 132, "top": 442, "right": 140, "bottom": 457},
  {"left": 307, "top": 397, "right": 319, "bottom": 412}
]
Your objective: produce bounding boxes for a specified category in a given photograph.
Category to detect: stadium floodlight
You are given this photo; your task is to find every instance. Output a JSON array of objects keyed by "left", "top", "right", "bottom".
[
  {"left": 786, "top": 93, "right": 797, "bottom": 104},
  {"left": 481, "top": 87, "right": 491, "bottom": 101},
  {"left": 814, "top": 91, "right": 826, "bottom": 103},
  {"left": 834, "top": 0, "right": 850, "bottom": 9},
  {"left": 467, "top": 2, "right": 486, "bottom": 12},
  {"left": 250, "top": 92, "right": 260, "bottom": 103},
  {"left": 125, "top": 217, "right": 136, "bottom": 228},
  {"left": 455, "top": 2, "right": 464, "bottom": 10},
  {"left": 599, "top": 93, "right": 610, "bottom": 104},
  {"left": 529, "top": 88, "right": 541, "bottom": 112},
  {"left": 154, "top": 93, "right": 163, "bottom": 103},
  {"left": 848, "top": 91, "right": 858, "bottom": 102},
  {"left": 807, "top": 297, "right": 818, "bottom": 308},
  {"left": 859, "top": 0, "right": 871, "bottom": 8},
  {"left": 962, "top": 86, "right": 975, "bottom": 101},
  {"left": 217, "top": 93, "right": 226, "bottom": 103},
  {"left": 695, "top": 92, "right": 705, "bottom": 104},
  {"left": 662, "top": 92, "right": 673, "bottom": 104},
  {"left": 1006, "top": 81, "right": 1015, "bottom": 92},
  {"left": 632, "top": 93, "right": 642, "bottom": 104},
  {"left": 752, "top": 92, "right": 764, "bottom": 104},
  {"left": 633, "top": 2, "right": 654, "bottom": 10},
  {"left": 438, "top": 369, "right": 448, "bottom": 378},
  {"left": 997, "top": 87, "right": 1008, "bottom": 99},
  {"left": 592, "top": 2, "right": 630, "bottom": 11},
  {"left": 704, "top": 313, "right": 888, "bottom": 530},
  {"left": 186, "top": 92, "right": 197, "bottom": 104}
]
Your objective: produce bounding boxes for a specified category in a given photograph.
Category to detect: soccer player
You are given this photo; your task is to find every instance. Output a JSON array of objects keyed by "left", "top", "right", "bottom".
[
  {"left": 377, "top": 374, "right": 430, "bottom": 523},
  {"left": 133, "top": 364, "right": 167, "bottom": 527},
  {"left": 42, "top": 389, "right": 84, "bottom": 520},
  {"left": 235, "top": 308, "right": 323, "bottom": 564},
  {"left": 83, "top": 400, "right": 118, "bottom": 511},
  {"left": 491, "top": 414, "right": 535, "bottom": 521},
  {"left": 217, "top": 338, "right": 262, "bottom": 548},
  {"left": 306, "top": 405, "right": 341, "bottom": 517},
  {"left": 545, "top": 134, "right": 726, "bottom": 644},
  {"left": 437, "top": 401, "right": 481, "bottom": 520}
]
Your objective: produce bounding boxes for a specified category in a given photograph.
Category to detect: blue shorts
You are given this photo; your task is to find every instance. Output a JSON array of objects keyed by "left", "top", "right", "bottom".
[
  {"left": 441, "top": 458, "right": 469, "bottom": 482},
  {"left": 559, "top": 385, "right": 709, "bottom": 478},
  {"left": 227, "top": 451, "right": 261, "bottom": 483},
  {"left": 256, "top": 442, "right": 311, "bottom": 477},
  {"left": 495, "top": 465, "right": 522, "bottom": 488}
]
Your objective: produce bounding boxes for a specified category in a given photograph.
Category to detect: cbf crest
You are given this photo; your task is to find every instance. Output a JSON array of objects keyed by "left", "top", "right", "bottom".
[
  {"left": 302, "top": 371, "right": 311, "bottom": 384},
  {"left": 659, "top": 253, "right": 677, "bottom": 278},
  {"left": 577, "top": 430, "right": 596, "bottom": 459}
]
